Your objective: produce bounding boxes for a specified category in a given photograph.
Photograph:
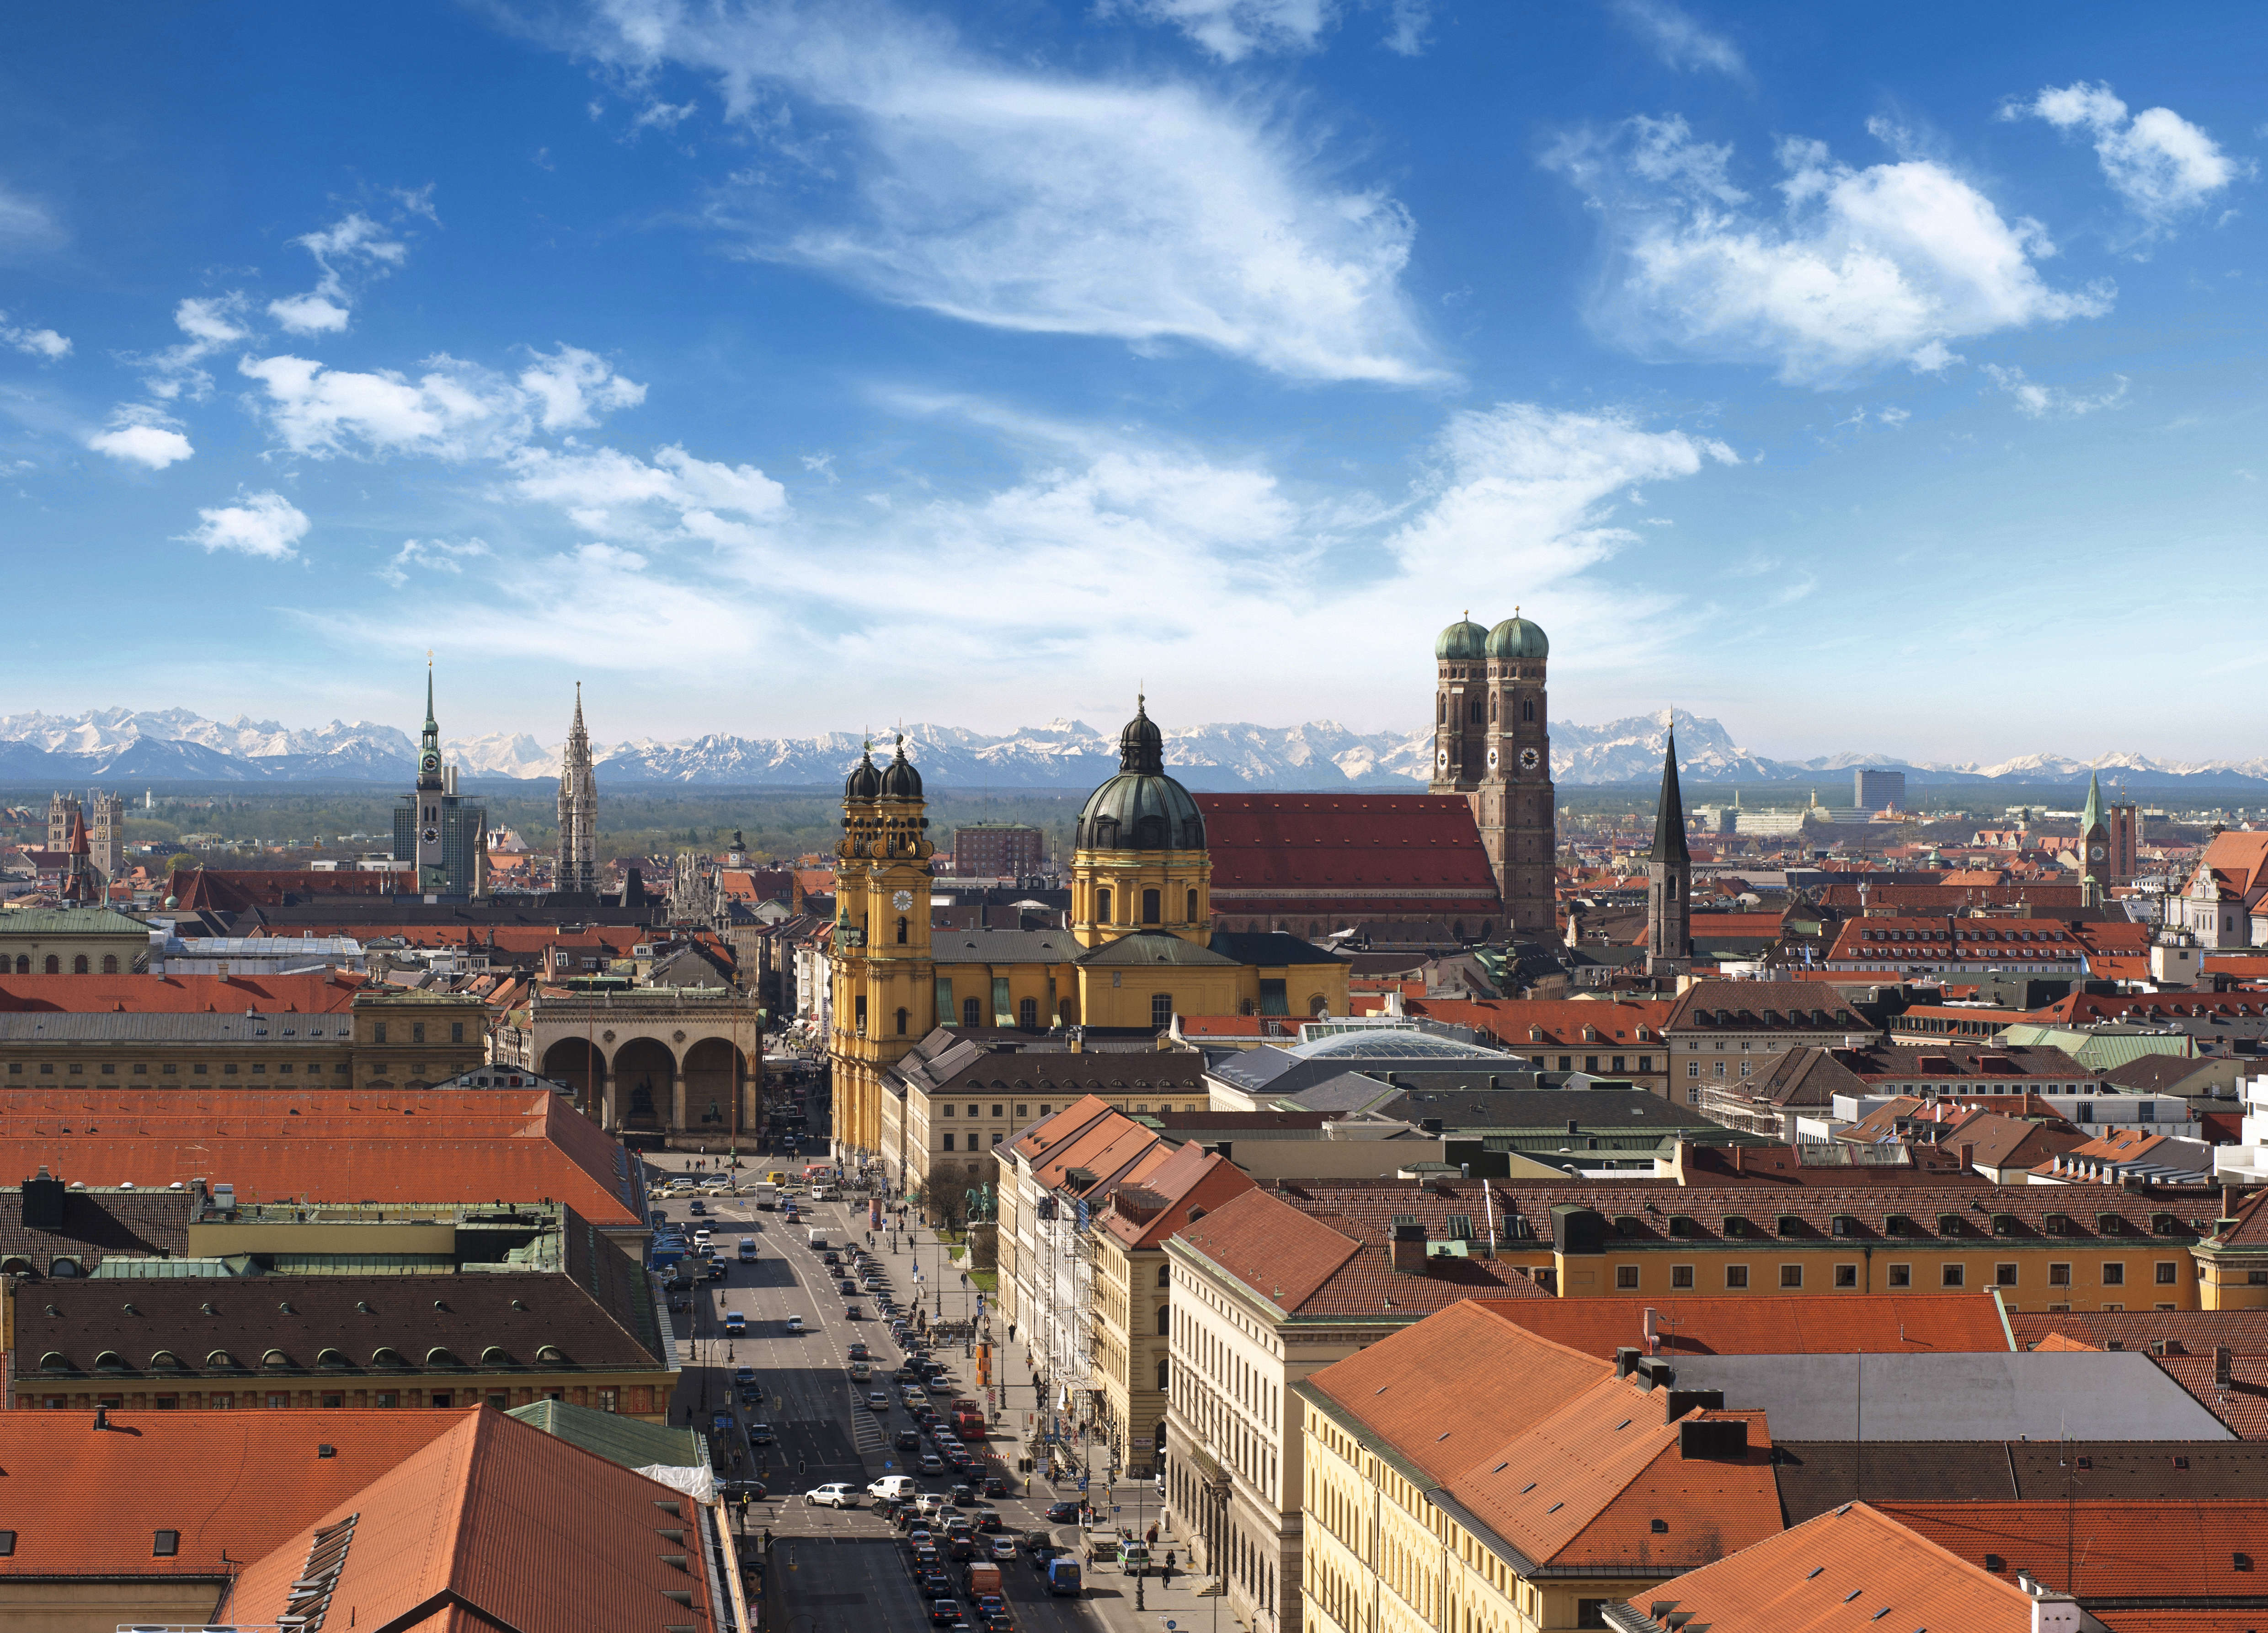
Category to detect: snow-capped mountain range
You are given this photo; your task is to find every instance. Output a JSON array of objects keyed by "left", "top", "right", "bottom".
[{"left": 0, "top": 706, "right": 2262, "bottom": 789}]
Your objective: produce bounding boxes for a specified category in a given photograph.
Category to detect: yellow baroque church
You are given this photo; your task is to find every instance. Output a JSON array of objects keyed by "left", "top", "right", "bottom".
[{"left": 828, "top": 701, "right": 1350, "bottom": 1159}]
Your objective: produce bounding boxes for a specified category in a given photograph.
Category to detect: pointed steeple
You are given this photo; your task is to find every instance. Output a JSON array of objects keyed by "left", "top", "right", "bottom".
[
  {"left": 572, "top": 680, "right": 585, "bottom": 734},
  {"left": 1650, "top": 731, "right": 1691, "bottom": 866},
  {"left": 2081, "top": 769, "right": 2105, "bottom": 835},
  {"left": 416, "top": 658, "right": 444, "bottom": 792}
]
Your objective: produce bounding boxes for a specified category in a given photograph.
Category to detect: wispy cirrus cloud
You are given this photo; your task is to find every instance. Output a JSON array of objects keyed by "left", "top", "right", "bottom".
[
  {"left": 561, "top": 0, "right": 1445, "bottom": 384},
  {"left": 1543, "top": 114, "right": 2111, "bottom": 385},
  {"left": 1606, "top": 0, "right": 1745, "bottom": 80},
  {"left": 1981, "top": 363, "right": 2129, "bottom": 418},
  {"left": 378, "top": 536, "right": 491, "bottom": 586},
  {"left": 2001, "top": 80, "right": 2252, "bottom": 240},
  {"left": 237, "top": 343, "right": 645, "bottom": 459}
]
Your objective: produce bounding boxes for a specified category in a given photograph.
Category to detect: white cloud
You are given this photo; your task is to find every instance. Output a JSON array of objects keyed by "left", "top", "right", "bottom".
[
  {"left": 378, "top": 536, "right": 491, "bottom": 586},
  {"left": 1544, "top": 115, "right": 2112, "bottom": 385},
  {"left": 1607, "top": 0, "right": 1745, "bottom": 79},
  {"left": 238, "top": 343, "right": 645, "bottom": 460},
  {"left": 1981, "top": 362, "right": 2129, "bottom": 418},
  {"left": 268, "top": 207, "right": 421, "bottom": 333},
  {"left": 133, "top": 295, "right": 251, "bottom": 401},
  {"left": 570, "top": 0, "right": 1441, "bottom": 384},
  {"left": 87, "top": 407, "right": 196, "bottom": 470},
  {"left": 1378, "top": 0, "right": 1428, "bottom": 55},
  {"left": 518, "top": 344, "right": 649, "bottom": 430},
  {"left": 0, "top": 181, "right": 65, "bottom": 261},
  {"left": 1099, "top": 0, "right": 1332, "bottom": 62},
  {"left": 2003, "top": 81, "right": 2251, "bottom": 231},
  {"left": 505, "top": 442, "right": 787, "bottom": 545},
  {"left": 0, "top": 312, "right": 69, "bottom": 360},
  {"left": 181, "top": 490, "right": 309, "bottom": 559},
  {"left": 267, "top": 293, "right": 352, "bottom": 335}
]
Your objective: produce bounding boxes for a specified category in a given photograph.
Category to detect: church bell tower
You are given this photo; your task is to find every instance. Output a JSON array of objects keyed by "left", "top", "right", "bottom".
[{"left": 1430, "top": 611, "right": 1556, "bottom": 937}]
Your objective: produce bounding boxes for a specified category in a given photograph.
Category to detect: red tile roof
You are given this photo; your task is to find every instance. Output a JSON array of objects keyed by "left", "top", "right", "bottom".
[
  {"left": 1609, "top": 1502, "right": 2038, "bottom": 1633},
  {"left": 0, "top": 1407, "right": 466, "bottom": 1580},
  {"left": 0, "top": 970, "right": 367, "bottom": 1013},
  {"left": 1307, "top": 1306, "right": 1781, "bottom": 1572},
  {"left": 223, "top": 1406, "right": 721, "bottom": 1631},
  {"left": 1402, "top": 996, "right": 1672, "bottom": 1049},
  {"left": 1192, "top": 793, "right": 1502, "bottom": 908},
  {"left": 1879, "top": 1499, "right": 2268, "bottom": 1601},
  {"left": 0, "top": 1087, "right": 640, "bottom": 1228},
  {"left": 1481, "top": 1292, "right": 2013, "bottom": 1359},
  {"left": 1096, "top": 1144, "right": 1255, "bottom": 1252},
  {"left": 168, "top": 866, "right": 402, "bottom": 910}
]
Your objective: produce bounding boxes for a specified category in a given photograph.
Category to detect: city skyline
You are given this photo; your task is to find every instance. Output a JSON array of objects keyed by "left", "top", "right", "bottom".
[{"left": 4, "top": 3, "right": 2265, "bottom": 758}]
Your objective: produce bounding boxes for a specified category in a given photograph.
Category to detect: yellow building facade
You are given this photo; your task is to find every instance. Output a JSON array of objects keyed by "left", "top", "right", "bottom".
[{"left": 831, "top": 707, "right": 1350, "bottom": 1166}]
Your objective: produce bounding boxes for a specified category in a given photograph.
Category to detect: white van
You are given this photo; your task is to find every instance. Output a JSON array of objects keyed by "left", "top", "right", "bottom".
[
  {"left": 807, "top": 1228, "right": 828, "bottom": 1249},
  {"left": 868, "top": 1474, "right": 917, "bottom": 1500}
]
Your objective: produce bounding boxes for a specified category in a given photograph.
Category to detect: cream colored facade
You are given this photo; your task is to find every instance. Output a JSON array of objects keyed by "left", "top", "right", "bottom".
[
  {"left": 1163, "top": 1239, "right": 1373, "bottom": 1633},
  {"left": 1302, "top": 1407, "right": 1621, "bottom": 1633},
  {"left": 1093, "top": 1229, "right": 1173, "bottom": 1473}
]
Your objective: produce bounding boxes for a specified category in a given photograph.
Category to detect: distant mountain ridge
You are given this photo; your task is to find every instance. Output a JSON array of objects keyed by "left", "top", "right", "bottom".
[{"left": 0, "top": 705, "right": 2262, "bottom": 790}]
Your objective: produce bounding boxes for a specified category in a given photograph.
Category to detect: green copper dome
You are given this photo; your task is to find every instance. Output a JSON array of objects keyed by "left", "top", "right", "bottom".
[
  {"left": 1435, "top": 616, "right": 1488, "bottom": 660},
  {"left": 1487, "top": 615, "right": 1548, "bottom": 659}
]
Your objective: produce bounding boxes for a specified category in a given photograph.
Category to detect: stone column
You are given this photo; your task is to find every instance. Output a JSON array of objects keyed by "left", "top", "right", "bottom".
[
  {"left": 601, "top": 1068, "right": 619, "bottom": 1132},
  {"left": 670, "top": 1067, "right": 687, "bottom": 1133}
]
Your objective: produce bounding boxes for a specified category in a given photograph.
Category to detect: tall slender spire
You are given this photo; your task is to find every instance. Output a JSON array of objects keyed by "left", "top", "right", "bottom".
[
  {"left": 416, "top": 656, "right": 443, "bottom": 792},
  {"left": 2080, "top": 769, "right": 2105, "bottom": 835},
  {"left": 557, "top": 682, "right": 597, "bottom": 894},
  {"left": 1650, "top": 730, "right": 1691, "bottom": 866}
]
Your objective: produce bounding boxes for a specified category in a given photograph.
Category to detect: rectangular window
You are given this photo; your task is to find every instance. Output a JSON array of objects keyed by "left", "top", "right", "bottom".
[
  {"left": 1995, "top": 1263, "right": 2018, "bottom": 1288},
  {"left": 963, "top": 997, "right": 982, "bottom": 1028},
  {"left": 2156, "top": 1262, "right": 2179, "bottom": 1285},
  {"left": 375, "top": 1023, "right": 387, "bottom": 1045},
  {"left": 412, "top": 1023, "right": 425, "bottom": 1044},
  {"left": 1779, "top": 1264, "right": 1803, "bottom": 1289},
  {"left": 378, "top": 1392, "right": 398, "bottom": 1408},
  {"left": 1639, "top": 1056, "right": 1653, "bottom": 1072},
  {"left": 1670, "top": 1265, "right": 1694, "bottom": 1289},
  {"left": 1585, "top": 1055, "right": 1599, "bottom": 1072},
  {"left": 1258, "top": 978, "right": 1288, "bottom": 1017},
  {"left": 991, "top": 1132, "right": 1004, "bottom": 1146},
  {"left": 2103, "top": 1262, "right": 2125, "bottom": 1286},
  {"left": 992, "top": 975, "right": 1014, "bottom": 1027},
  {"left": 1152, "top": 992, "right": 1174, "bottom": 1030},
  {"left": 1687, "top": 1061, "right": 1700, "bottom": 1078},
  {"left": 1724, "top": 1264, "right": 1748, "bottom": 1289},
  {"left": 1017, "top": 1104, "right": 1029, "bottom": 1118},
  {"left": 1834, "top": 1264, "right": 1857, "bottom": 1289},
  {"left": 1612, "top": 1056, "right": 1625, "bottom": 1072},
  {"left": 991, "top": 1104, "right": 1003, "bottom": 1117},
  {"left": 1942, "top": 1263, "right": 1966, "bottom": 1288},
  {"left": 431, "top": 1392, "right": 453, "bottom": 1409},
  {"left": 936, "top": 978, "right": 955, "bottom": 1023},
  {"left": 940, "top": 1103, "right": 954, "bottom": 1116},
  {"left": 2049, "top": 1263, "right": 2072, "bottom": 1287},
  {"left": 209, "top": 1394, "right": 233, "bottom": 1409},
  {"left": 942, "top": 1133, "right": 955, "bottom": 1151},
  {"left": 1558, "top": 1056, "right": 1572, "bottom": 1071}
]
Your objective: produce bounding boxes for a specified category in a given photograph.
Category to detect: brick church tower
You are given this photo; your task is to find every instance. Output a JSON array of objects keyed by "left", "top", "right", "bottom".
[{"left": 1429, "top": 612, "right": 1556, "bottom": 935}]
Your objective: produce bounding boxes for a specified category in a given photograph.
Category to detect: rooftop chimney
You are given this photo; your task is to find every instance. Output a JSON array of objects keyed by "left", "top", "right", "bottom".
[
  {"left": 1959, "top": 1143, "right": 1976, "bottom": 1173},
  {"left": 1643, "top": 1306, "right": 1660, "bottom": 1355},
  {"left": 1389, "top": 1222, "right": 1429, "bottom": 1276},
  {"left": 22, "top": 1167, "right": 65, "bottom": 1232}
]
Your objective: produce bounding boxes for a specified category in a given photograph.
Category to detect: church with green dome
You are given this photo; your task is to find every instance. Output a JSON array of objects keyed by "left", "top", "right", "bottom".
[{"left": 1430, "top": 610, "right": 1556, "bottom": 934}]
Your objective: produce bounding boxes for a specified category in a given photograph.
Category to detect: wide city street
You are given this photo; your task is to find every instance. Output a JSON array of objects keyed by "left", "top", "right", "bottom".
[{"left": 642, "top": 1105, "right": 1186, "bottom": 1633}]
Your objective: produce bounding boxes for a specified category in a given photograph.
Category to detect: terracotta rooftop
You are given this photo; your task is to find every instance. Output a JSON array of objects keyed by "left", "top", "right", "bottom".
[
  {"left": 0, "top": 1087, "right": 641, "bottom": 1230},
  {"left": 0, "top": 1407, "right": 465, "bottom": 1580},
  {"left": 1607, "top": 1501, "right": 2038, "bottom": 1633},
  {"left": 222, "top": 1404, "right": 722, "bottom": 1631},
  {"left": 1481, "top": 1292, "right": 2013, "bottom": 1359},
  {"left": 0, "top": 969, "right": 367, "bottom": 1013},
  {"left": 1305, "top": 1310, "right": 1781, "bottom": 1574},
  {"left": 1095, "top": 1144, "right": 1254, "bottom": 1252},
  {"left": 1192, "top": 793, "right": 1501, "bottom": 900},
  {"left": 1880, "top": 1498, "right": 2268, "bottom": 1601}
]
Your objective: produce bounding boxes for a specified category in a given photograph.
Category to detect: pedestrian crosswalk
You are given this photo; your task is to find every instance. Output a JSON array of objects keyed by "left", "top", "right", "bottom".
[{"left": 850, "top": 1397, "right": 888, "bottom": 1456}]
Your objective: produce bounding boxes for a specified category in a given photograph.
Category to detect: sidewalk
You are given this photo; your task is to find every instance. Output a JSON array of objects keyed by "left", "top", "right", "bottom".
[{"left": 1075, "top": 1554, "right": 1246, "bottom": 1633}]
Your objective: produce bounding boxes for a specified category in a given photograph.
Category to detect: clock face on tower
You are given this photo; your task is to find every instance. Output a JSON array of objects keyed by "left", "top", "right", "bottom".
[
  {"left": 892, "top": 889, "right": 915, "bottom": 910},
  {"left": 2089, "top": 843, "right": 2106, "bottom": 862},
  {"left": 421, "top": 825, "right": 439, "bottom": 845},
  {"left": 1487, "top": 746, "right": 1500, "bottom": 769},
  {"left": 421, "top": 753, "right": 439, "bottom": 775},
  {"left": 1518, "top": 746, "right": 1541, "bottom": 771}
]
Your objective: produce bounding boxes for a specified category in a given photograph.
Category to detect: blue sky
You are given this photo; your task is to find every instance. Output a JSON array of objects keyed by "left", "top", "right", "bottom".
[{"left": 2, "top": 0, "right": 2263, "bottom": 761}]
